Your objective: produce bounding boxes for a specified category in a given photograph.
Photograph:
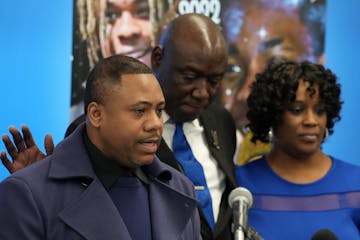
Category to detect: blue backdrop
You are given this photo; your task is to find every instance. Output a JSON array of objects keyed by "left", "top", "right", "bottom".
[{"left": 0, "top": 0, "right": 359, "bottom": 180}]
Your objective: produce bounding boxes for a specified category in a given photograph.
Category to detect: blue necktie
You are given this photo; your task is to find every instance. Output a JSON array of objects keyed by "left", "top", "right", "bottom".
[{"left": 172, "top": 123, "right": 215, "bottom": 231}]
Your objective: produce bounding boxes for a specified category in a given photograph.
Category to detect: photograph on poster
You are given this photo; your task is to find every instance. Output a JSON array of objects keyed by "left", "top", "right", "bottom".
[
  {"left": 70, "top": 0, "right": 178, "bottom": 120},
  {"left": 219, "top": 0, "right": 326, "bottom": 163}
]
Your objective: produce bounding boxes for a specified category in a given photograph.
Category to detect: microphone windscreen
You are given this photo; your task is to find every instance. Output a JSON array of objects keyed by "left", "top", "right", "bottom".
[
  {"left": 311, "top": 229, "right": 338, "bottom": 240},
  {"left": 228, "top": 187, "right": 253, "bottom": 208}
]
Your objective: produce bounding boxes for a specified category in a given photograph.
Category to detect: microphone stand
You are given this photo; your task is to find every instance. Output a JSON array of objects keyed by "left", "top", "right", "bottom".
[{"left": 232, "top": 200, "right": 248, "bottom": 240}]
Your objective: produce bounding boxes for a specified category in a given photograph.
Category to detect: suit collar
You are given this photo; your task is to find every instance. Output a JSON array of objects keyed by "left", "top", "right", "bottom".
[
  {"left": 50, "top": 123, "right": 198, "bottom": 239},
  {"left": 59, "top": 179, "right": 133, "bottom": 240},
  {"left": 159, "top": 105, "right": 237, "bottom": 238},
  {"left": 200, "top": 107, "right": 237, "bottom": 188},
  {"left": 157, "top": 139, "right": 183, "bottom": 172},
  {"left": 58, "top": 176, "right": 198, "bottom": 240},
  {"left": 49, "top": 123, "right": 96, "bottom": 181},
  {"left": 57, "top": 163, "right": 197, "bottom": 240},
  {"left": 149, "top": 179, "right": 198, "bottom": 240},
  {"left": 199, "top": 105, "right": 237, "bottom": 238}
]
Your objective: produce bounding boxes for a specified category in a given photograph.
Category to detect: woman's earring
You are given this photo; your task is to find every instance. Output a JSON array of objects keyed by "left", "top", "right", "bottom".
[
  {"left": 323, "top": 128, "right": 329, "bottom": 142},
  {"left": 267, "top": 127, "right": 274, "bottom": 142}
]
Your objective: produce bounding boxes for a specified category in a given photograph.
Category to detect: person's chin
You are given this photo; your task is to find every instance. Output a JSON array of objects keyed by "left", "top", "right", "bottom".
[
  {"left": 180, "top": 106, "right": 204, "bottom": 121},
  {"left": 118, "top": 45, "right": 152, "bottom": 59},
  {"left": 137, "top": 53, "right": 151, "bottom": 66},
  {"left": 132, "top": 155, "right": 154, "bottom": 167}
]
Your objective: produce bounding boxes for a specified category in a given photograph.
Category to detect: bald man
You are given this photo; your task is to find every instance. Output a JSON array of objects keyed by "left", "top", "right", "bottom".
[{"left": 152, "top": 13, "right": 237, "bottom": 240}]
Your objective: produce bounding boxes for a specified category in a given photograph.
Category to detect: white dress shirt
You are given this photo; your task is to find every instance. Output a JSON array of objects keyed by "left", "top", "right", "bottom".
[{"left": 162, "top": 112, "right": 226, "bottom": 222}]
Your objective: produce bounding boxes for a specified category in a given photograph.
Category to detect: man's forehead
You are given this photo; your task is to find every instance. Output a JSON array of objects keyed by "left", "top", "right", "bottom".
[
  {"left": 103, "top": 73, "right": 153, "bottom": 89},
  {"left": 121, "top": 73, "right": 155, "bottom": 82},
  {"left": 109, "top": 74, "right": 164, "bottom": 101}
]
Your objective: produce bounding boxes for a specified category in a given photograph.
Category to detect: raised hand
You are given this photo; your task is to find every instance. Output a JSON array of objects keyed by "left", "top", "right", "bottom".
[{"left": 1, "top": 125, "right": 54, "bottom": 174}]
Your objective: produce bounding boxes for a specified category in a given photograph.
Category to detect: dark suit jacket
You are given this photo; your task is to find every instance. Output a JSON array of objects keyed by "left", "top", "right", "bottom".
[
  {"left": 63, "top": 103, "right": 237, "bottom": 240},
  {"left": 157, "top": 103, "right": 237, "bottom": 240},
  {"left": 0, "top": 124, "right": 201, "bottom": 240}
]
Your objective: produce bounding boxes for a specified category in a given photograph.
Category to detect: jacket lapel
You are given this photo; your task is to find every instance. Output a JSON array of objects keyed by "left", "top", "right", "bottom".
[
  {"left": 50, "top": 124, "right": 131, "bottom": 240},
  {"left": 156, "top": 139, "right": 183, "bottom": 172},
  {"left": 58, "top": 179, "right": 132, "bottom": 240},
  {"left": 200, "top": 110, "right": 237, "bottom": 187},
  {"left": 200, "top": 106, "right": 237, "bottom": 239},
  {"left": 149, "top": 180, "right": 198, "bottom": 240}
]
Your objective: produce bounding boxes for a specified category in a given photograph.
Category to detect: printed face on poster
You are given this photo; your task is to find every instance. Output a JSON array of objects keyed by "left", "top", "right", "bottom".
[{"left": 71, "top": 0, "right": 326, "bottom": 135}]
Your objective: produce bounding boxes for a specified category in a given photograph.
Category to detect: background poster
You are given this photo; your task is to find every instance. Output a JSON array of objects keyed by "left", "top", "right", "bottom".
[{"left": 70, "top": 0, "right": 326, "bottom": 163}]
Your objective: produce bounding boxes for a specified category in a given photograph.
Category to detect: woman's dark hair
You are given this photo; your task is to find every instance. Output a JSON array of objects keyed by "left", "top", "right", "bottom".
[{"left": 247, "top": 60, "right": 343, "bottom": 143}]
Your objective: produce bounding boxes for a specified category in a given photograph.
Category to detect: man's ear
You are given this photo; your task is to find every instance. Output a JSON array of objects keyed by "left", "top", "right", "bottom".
[
  {"left": 151, "top": 46, "right": 163, "bottom": 70},
  {"left": 87, "top": 102, "right": 102, "bottom": 128}
]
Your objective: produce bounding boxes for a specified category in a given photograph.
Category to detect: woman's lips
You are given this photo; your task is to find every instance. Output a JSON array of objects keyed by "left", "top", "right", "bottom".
[{"left": 299, "top": 133, "right": 319, "bottom": 143}]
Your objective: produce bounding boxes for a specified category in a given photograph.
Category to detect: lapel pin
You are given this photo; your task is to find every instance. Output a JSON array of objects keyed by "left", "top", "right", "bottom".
[{"left": 211, "top": 130, "right": 220, "bottom": 150}]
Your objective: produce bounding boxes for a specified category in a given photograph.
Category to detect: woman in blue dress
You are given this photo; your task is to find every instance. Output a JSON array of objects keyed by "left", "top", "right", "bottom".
[{"left": 236, "top": 60, "right": 360, "bottom": 239}]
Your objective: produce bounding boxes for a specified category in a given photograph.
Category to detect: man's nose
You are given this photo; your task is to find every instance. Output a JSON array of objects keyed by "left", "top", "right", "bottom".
[
  {"left": 192, "top": 79, "right": 210, "bottom": 99},
  {"left": 145, "top": 111, "right": 163, "bottom": 131},
  {"left": 114, "top": 12, "right": 141, "bottom": 38}
]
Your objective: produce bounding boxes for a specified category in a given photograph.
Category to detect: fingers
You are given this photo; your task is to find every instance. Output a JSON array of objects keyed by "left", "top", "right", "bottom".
[
  {"left": 2, "top": 134, "right": 19, "bottom": 160},
  {"left": 0, "top": 151, "right": 14, "bottom": 174},
  {"left": 21, "top": 125, "right": 36, "bottom": 148},
  {"left": 8, "top": 126, "right": 26, "bottom": 153},
  {"left": 44, "top": 134, "right": 54, "bottom": 155}
]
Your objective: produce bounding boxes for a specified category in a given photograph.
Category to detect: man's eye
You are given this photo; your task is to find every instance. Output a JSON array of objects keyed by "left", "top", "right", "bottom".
[
  {"left": 181, "top": 76, "right": 197, "bottom": 84},
  {"left": 208, "top": 76, "right": 222, "bottom": 86},
  {"left": 134, "top": 109, "right": 145, "bottom": 114},
  {"left": 106, "top": 12, "right": 119, "bottom": 23},
  {"left": 157, "top": 108, "right": 164, "bottom": 116},
  {"left": 184, "top": 74, "right": 197, "bottom": 80},
  {"left": 136, "top": 6, "right": 150, "bottom": 19}
]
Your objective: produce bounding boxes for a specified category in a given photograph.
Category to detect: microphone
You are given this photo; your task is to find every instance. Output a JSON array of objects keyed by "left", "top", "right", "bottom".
[
  {"left": 311, "top": 229, "right": 338, "bottom": 240},
  {"left": 228, "top": 187, "right": 253, "bottom": 240}
]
